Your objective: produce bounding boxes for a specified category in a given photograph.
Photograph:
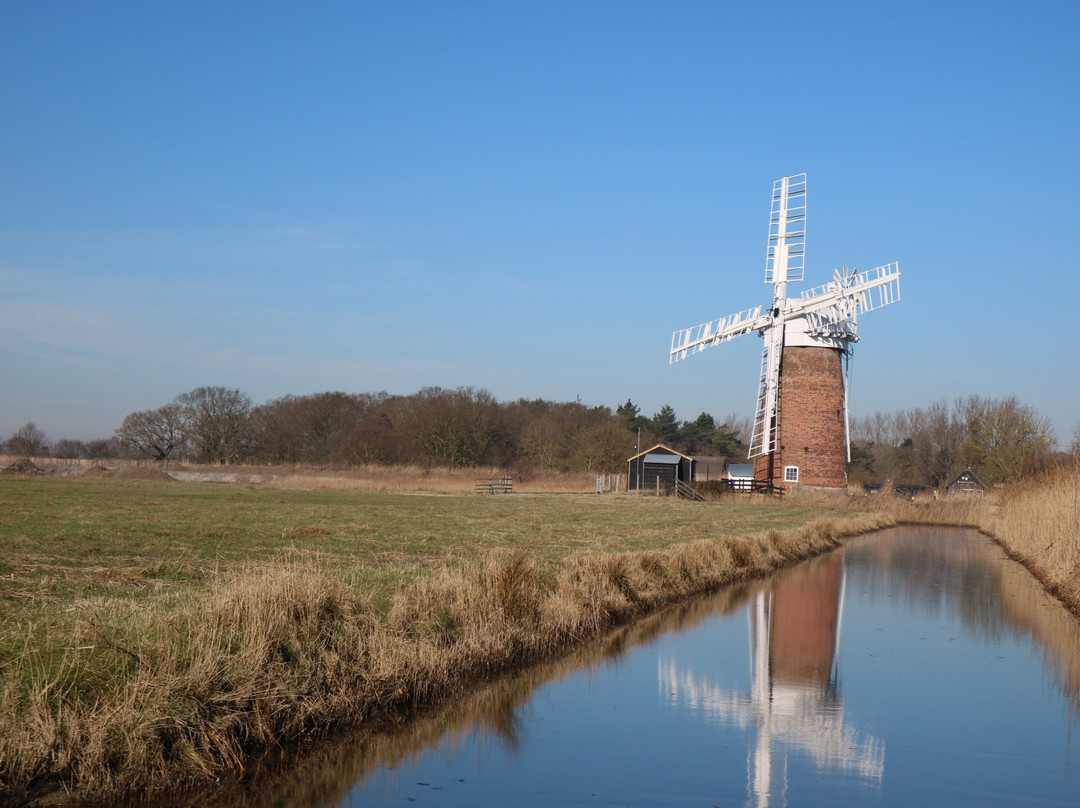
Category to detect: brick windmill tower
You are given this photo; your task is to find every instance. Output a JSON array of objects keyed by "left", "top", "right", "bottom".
[{"left": 670, "top": 174, "right": 901, "bottom": 490}]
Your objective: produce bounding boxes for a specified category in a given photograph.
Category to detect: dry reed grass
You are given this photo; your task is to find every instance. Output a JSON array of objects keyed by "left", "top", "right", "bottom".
[
  {"left": 173, "top": 463, "right": 596, "bottom": 494},
  {"left": 983, "top": 466, "right": 1080, "bottom": 614},
  {"left": 13, "top": 463, "right": 1077, "bottom": 807},
  {"left": 0, "top": 508, "right": 891, "bottom": 806}
]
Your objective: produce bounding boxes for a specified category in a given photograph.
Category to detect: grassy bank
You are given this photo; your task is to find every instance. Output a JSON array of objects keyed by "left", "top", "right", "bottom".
[
  {"left": 0, "top": 475, "right": 887, "bottom": 805},
  {"left": 984, "top": 466, "right": 1080, "bottom": 615},
  {"left": 7, "top": 467, "right": 1075, "bottom": 806}
]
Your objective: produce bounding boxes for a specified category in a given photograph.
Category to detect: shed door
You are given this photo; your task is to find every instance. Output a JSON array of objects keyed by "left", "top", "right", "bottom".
[{"left": 644, "top": 462, "right": 677, "bottom": 492}]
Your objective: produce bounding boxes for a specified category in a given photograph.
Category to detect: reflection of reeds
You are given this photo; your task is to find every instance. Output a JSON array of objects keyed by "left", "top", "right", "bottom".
[
  {"left": 994, "top": 548, "right": 1080, "bottom": 713},
  {"left": 855, "top": 470, "right": 1080, "bottom": 715},
  {"left": 857, "top": 471, "right": 1080, "bottom": 620},
  {"left": 0, "top": 513, "right": 889, "bottom": 805},
  {"left": 179, "top": 581, "right": 760, "bottom": 808}
]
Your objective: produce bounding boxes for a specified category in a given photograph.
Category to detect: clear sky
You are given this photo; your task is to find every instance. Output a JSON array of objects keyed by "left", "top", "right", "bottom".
[{"left": 2, "top": 1, "right": 1078, "bottom": 447}]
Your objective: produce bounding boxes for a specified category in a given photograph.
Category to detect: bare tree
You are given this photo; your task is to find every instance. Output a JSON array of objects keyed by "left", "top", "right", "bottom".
[
  {"left": 900, "top": 400, "right": 967, "bottom": 487},
  {"left": 85, "top": 437, "right": 123, "bottom": 460},
  {"left": 175, "top": 387, "right": 252, "bottom": 464},
  {"left": 851, "top": 401, "right": 967, "bottom": 486},
  {"left": 116, "top": 404, "right": 186, "bottom": 461},
  {"left": 52, "top": 439, "right": 87, "bottom": 459},
  {"left": 408, "top": 387, "right": 515, "bottom": 467},
  {"left": 7, "top": 422, "right": 48, "bottom": 457},
  {"left": 250, "top": 392, "right": 374, "bottom": 465},
  {"left": 568, "top": 421, "right": 633, "bottom": 473},
  {"left": 958, "top": 395, "right": 1054, "bottom": 484}
]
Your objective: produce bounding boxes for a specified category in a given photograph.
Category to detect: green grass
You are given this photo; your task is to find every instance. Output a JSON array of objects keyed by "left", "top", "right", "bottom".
[
  {"left": 0, "top": 477, "right": 854, "bottom": 700},
  {"left": 0, "top": 475, "right": 878, "bottom": 804},
  {"left": 0, "top": 477, "right": 846, "bottom": 619}
]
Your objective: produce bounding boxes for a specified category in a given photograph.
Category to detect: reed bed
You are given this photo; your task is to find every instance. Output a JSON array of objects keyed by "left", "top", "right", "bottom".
[
  {"left": 983, "top": 466, "right": 1080, "bottom": 614},
  {"left": 0, "top": 473, "right": 891, "bottom": 806},
  {"left": 864, "top": 489, "right": 994, "bottom": 529}
]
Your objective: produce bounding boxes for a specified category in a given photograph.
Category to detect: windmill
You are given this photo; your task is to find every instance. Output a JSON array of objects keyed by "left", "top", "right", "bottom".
[{"left": 670, "top": 174, "right": 900, "bottom": 489}]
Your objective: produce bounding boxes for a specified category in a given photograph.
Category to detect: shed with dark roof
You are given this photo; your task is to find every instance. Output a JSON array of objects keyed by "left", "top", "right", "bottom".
[
  {"left": 627, "top": 444, "right": 694, "bottom": 493},
  {"left": 947, "top": 467, "right": 986, "bottom": 496}
]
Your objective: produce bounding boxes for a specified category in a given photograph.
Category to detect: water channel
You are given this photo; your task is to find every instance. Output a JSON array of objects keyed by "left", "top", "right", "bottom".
[{"left": 213, "top": 526, "right": 1080, "bottom": 807}]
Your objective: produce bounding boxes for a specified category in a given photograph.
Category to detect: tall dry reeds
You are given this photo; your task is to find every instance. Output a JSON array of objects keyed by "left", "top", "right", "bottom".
[
  {"left": 864, "top": 490, "right": 993, "bottom": 528},
  {"left": 986, "top": 466, "right": 1080, "bottom": 614},
  {"left": 0, "top": 511, "right": 891, "bottom": 805}
]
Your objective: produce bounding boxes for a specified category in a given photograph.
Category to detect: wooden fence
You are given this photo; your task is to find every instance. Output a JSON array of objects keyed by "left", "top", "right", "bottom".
[{"left": 475, "top": 476, "right": 514, "bottom": 495}]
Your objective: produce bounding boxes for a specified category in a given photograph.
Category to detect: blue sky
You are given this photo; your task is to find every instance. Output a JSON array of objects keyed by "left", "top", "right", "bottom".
[{"left": 2, "top": 1, "right": 1078, "bottom": 447}]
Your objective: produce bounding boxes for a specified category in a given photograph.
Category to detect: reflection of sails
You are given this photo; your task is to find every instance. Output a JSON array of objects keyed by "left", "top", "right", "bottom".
[{"left": 660, "top": 551, "right": 884, "bottom": 807}]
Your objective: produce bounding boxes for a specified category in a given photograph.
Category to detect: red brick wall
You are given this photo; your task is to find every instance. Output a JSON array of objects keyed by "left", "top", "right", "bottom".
[{"left": 755, "top": 345, "right": 848, "bottom": 489}]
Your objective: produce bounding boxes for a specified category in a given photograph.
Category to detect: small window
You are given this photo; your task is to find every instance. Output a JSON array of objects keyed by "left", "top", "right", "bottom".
[{"left": 784, "top": 466, "right": 799, "bottom": 483}]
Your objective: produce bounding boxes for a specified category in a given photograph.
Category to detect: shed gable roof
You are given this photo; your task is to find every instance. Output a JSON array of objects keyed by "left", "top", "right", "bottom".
[
  {"left": 627, "top": 443, "right": 693, "bottom": 463},
  {"left": 643, "top": 453, "right": 681, "bottom": 465}
]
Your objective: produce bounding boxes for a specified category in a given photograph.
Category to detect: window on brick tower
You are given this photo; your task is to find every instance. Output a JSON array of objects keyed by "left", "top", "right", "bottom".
[{"left": 784, "top": 466, "right": 799, "bottom": 483}]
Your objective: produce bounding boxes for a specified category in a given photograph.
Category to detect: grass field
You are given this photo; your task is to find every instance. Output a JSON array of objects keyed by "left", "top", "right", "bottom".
[
  {"left": 0, "top": 472, "right": 886, "bottom": 805},
  {"left": 4, "top": 464, "right": 1076, "bottom": 806},
  {"left": 0, "top": 475, "right": 840, "bottom": 619}
]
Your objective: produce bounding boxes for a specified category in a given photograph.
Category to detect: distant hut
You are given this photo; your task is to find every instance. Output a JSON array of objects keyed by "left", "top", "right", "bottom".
[
  {"left": 627, "top": 444, "right": 693, "bottom": 493},
  {"left": 947, "top": 467, "right": 986, "bottom": 496}
]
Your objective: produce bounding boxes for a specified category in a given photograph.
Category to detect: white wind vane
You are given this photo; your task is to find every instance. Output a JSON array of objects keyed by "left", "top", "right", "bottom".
[{"left": 669, "top": 174, "right": 900, "bottom": 461}]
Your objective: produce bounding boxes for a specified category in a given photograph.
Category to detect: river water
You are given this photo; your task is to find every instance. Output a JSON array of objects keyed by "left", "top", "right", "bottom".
[{"left": 227, "top": 526, "right": 1080, "bottom": 807}]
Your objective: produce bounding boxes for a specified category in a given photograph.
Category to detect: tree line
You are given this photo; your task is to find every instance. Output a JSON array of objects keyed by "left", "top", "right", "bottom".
[
  {"left": 2, "top": 387, "right": 747, "bottom": 475},
  {"left": 849, "top": 395, "right": 1067, "bottom": 487},
  {"left": 3, "top": 387, "right": 1070, "bottom": 486}
]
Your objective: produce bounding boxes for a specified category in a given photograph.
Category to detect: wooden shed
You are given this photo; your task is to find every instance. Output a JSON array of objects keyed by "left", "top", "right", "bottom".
[
  {"left": 693, "top": 456, "right": 727, "bottom": 482},
  {"left": 947, "top": 467, "right": 986, "bottom": 496},
  {"left": 627, "top": 444, "right": 694, "bottom": 493}
]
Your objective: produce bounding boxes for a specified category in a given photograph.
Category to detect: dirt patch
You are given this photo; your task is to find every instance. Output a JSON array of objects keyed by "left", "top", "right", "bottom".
[
  {"left": 2, "top": 458, "right": 47, "bottom": 475},
  {"left": 76, "top": 466, "right": 175, "bottom": 481},
  {"left": 282, "top": 524, "right": 336, "bottom": 539},
  {"left": 81, "top": 466, "right": 115, "bottom": 478},
  {"left": 111, "top": 467, "right": 176, "bottom": 482}
]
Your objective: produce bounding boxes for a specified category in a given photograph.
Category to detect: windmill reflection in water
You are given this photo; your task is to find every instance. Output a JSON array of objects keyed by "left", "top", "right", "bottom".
[{"left": 660, "top": 551, "right": 884, "bottom": 807}]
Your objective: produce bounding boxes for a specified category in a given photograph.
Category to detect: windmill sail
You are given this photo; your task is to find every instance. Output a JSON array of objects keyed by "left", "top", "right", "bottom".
[
  {"left": 765, "top": 174, "right": 807, "bottom": 291},
  {"left": 800, "top": 263, "right": 901, "bottom": 340},
  {"left": 667, "top": 174, "right": 900, "bottom": 489},
  {"left": 749, "top": 174, "right": 807, "bottom": 460},
  {"left": 670, "top": 307, "right": 768, "bottom": 363},
  {"left": 749, "top": 332, "right": 783, "bottom": 459}
]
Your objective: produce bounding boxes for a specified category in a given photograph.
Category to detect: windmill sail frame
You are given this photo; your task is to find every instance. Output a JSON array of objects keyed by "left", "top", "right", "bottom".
[{"left": 668, "top": 174, "right": 901, "bottom": 486}]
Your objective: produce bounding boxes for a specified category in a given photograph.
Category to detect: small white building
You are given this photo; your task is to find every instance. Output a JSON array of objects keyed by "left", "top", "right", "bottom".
[{"left": 728, "top": 463, "right": 755, "bottom": 491}]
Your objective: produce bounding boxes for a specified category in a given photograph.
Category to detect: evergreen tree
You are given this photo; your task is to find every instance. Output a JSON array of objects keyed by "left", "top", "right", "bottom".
[
  {"left": 616, "top": 399, "right": 645, "bottom": 430},
  {"left": 650, "top": 405, "right": 680, "bottom": 445}
]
